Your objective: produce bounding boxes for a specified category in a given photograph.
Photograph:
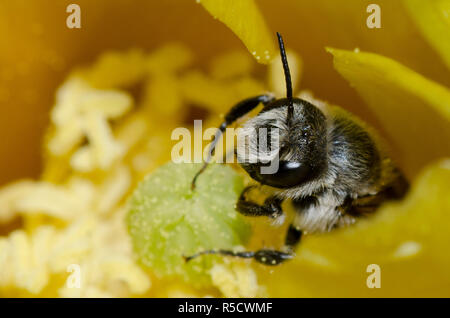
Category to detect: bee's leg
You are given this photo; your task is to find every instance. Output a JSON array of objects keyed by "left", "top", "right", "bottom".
[
  {"left": 184, "top": 225, "right": 302, "bottom": 266},
  {"left": 340, "top": 193, "right": 392, "bottom": 216},
  {"left": 184, "top": 249, "right": 293, "bottom": 266},
  {"left": 235, "top": 186, "right": 283, "bottom": 220},
  {"left": 338, "top": 171, "right": 410, "bottom": 217},
  {"left": 191, "top": 94, "right": 275, "bottom": 189},
  {"left": 284, "top": 224, "right": 302, "bottom": 252},
  {"left": 223, "top": 94, "right": 275, "bottom": 125}
]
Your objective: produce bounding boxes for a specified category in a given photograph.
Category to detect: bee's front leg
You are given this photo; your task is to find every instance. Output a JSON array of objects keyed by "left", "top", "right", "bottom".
[{"left": 235, "top": 186, "right": 284, "bottom": 220}]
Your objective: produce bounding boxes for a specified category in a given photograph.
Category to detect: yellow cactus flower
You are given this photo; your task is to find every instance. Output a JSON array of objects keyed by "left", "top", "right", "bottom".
[{"left": 0, "top": 0, "right": 449, "bottom": 298}]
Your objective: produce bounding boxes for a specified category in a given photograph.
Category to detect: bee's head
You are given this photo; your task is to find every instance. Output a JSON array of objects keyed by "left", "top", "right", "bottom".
[
  {"left": 236, "top": 33, "right": 328, "bottom": 189},
  {"left": 236, "top": 98, "right": 328, "bottom": 188},
  {"left": 190, "top": 32, "right": 327, "bottom": 191}
]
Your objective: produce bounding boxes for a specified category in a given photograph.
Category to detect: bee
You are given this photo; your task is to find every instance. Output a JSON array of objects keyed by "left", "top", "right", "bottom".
[{"left": 186, "top": 33, "right": 409, "bottom": 266}]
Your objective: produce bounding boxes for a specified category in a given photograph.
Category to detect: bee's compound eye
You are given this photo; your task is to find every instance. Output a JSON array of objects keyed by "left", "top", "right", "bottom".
[{"left": 244, "top": 160, "right": 313, "bottom": 188}]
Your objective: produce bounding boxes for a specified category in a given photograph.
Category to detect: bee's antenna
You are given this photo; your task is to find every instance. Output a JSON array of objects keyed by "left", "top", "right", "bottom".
[{"left": 276, "top": 32, "right": 294, "bottom": 124}]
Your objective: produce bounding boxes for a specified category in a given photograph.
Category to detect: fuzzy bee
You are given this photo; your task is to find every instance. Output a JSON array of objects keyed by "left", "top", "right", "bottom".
[{"left": 187, "top": 33, "right": 409, "bottom": 266}]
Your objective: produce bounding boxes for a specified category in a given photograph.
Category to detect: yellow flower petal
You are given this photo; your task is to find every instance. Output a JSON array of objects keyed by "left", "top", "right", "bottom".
[
  {"left": 327, "top": 48, "right": 450, "bottom": 178},
  {"left": 403, "top": 0, "right": 450, "bottom": 70},
  {"left": 261, "top": 159, "right": 450, "bottom": 297},
  {"left": 199, "top": 0, "right": 276, "bottom": 64}
]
